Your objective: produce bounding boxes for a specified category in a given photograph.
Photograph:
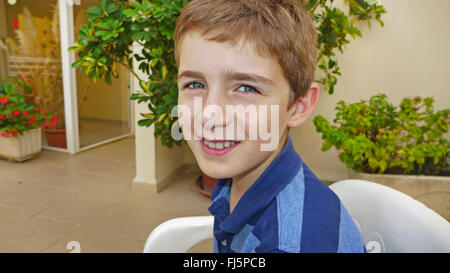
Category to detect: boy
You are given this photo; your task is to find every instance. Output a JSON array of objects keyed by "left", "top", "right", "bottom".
[{"left": 173, "top": 0, "right": 365, "bottom": 253}]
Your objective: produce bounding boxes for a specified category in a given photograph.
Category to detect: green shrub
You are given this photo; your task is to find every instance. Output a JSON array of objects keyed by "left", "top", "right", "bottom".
[{"left": 313, "top": 94, "right": 450, "bottom": 175}]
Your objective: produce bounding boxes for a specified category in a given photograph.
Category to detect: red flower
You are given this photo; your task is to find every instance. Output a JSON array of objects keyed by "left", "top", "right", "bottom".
[
  {"left": 12, "top": 19, "right": 19, "bottom": 29},
  {"left": 0, "top": 97, "right": 9, "bottom": 103},
  {"left": 0, "top": 114, "right": 4, "bottom": 120},
  {"left": 23, "top": 111, "right": 29, "bottom": 116},
  {"left": 26, "top": 116, "right": 36, "bottom": 124},
  {"left": 9, "top": 112, "right": 13, "bottom": 117},
  {"left": 0, "top": 131, "right": 8, "bottom": 138},
  {"left": 18, "top": 74, "right": 25, "bottom": 82},
  {"left": 14, "top": 110, "right": 21, "bottom": 116},
  {"left": 48, "top": 116, "right": 59, "bottom": 127}
]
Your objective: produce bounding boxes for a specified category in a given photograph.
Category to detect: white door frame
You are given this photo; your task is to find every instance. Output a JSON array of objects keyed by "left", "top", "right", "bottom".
[{"left": 58, "top": 0, "right": 79, "bottom": 154}]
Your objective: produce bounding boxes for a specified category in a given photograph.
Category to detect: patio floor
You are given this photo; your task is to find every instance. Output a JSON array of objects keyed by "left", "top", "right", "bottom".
[{"left": 0, "top": 136, "right": 212, "bottom": 253}]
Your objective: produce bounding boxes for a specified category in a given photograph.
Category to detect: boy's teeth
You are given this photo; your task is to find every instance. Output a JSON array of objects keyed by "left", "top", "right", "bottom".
[{"left": 204, "top": 140, "right": 237, "bottom": 150}]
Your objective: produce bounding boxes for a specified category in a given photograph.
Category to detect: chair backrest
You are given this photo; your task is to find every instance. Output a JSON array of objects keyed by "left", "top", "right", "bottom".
[
  {"left": 143, "top": 216, "right": 214, "bottom": 253},
  {"left": 330, "top": 179, "right": 450, "bottom": 253}
]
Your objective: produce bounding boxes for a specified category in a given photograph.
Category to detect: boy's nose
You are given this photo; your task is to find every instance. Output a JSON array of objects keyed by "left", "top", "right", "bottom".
[{"left": 196, "top": 90, "right": 233, "bottom": 135}]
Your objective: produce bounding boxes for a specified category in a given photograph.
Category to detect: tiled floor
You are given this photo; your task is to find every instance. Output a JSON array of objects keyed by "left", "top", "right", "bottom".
[{"left": 0, "top": 136, "right": 213, "bottom": 253}]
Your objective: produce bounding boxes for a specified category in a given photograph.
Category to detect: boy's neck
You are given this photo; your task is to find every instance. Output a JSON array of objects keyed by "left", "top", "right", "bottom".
[{"left": 229, "top": 130, "right": 289, "bottom": 214}]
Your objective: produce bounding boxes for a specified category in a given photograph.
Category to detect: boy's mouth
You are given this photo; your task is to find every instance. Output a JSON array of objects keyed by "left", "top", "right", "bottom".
[{"left": 200, "top": 138, "right": 241, "bottom": 157}]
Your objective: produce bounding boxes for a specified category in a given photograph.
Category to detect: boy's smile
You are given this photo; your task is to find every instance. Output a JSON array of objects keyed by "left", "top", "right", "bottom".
[
  {"left": 177, "top": 30, "right": 295, "bottom": 180},
  {"left": 200, "top": 138, "right": 241, "bottom": 157}
]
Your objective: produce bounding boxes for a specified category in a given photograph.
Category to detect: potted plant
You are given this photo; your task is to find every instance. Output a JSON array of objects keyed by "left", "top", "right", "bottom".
[
  {"left": 313, "top": 93, "right": 450, "bottom": 220},
  {"left": 0, "top": 78, "right": 58, "bottom": 161},
  {"left": 0, "top": 4, "right": 66, "bottom": 148},
  {"left": 69, "top": 0, "right": 385, "bottom": 196}
]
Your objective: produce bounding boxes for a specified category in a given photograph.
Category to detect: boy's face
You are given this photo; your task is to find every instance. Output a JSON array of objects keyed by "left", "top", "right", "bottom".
[{"left": 177, "top": 30, "right": 296, "bottom": 179}]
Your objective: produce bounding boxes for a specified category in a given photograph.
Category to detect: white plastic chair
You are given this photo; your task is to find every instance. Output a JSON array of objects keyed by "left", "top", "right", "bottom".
[
  {"left": 330, "top": 179, "right": 450, "bottom": 253},
  {"left": 143, "top": 216, "right": 214, "bottom": 253},
  {"left": 143, "top": 179, "right": 450, "bottom": 253}
]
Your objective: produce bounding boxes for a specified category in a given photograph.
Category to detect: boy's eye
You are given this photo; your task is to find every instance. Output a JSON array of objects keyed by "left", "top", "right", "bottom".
[
  {"left": 236, "top": 85, "right": 260, "bottom": 95},
  {"left": 185, "top": 81, "right": 205, "bottom": 89}
]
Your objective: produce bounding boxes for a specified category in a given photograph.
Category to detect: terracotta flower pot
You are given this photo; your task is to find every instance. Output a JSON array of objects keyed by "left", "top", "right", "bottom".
[
  {"left": 195, "top": 172, "right": 218, "bottom": 197},
  {"left": 43, "top": 128, "right": 67, "bottom": 148}
]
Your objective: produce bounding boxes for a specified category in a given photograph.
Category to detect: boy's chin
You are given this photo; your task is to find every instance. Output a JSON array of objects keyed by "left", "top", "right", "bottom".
[{"left": 197, "top": 160, "right": 236, "bottom": 179}]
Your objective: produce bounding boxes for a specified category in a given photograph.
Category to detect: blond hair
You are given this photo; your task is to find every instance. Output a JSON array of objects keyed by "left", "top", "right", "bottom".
[{"left": 173, "top": 0, "right": 318, "bottom": 105}]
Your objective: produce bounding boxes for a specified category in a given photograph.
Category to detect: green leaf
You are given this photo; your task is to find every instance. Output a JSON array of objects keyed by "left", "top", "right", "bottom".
[
  {"left": 322, "top": 140, "right": 333, "bottom": 151},
  {"left": 138, "top": 118, "right": 154, "bottom": 127},
  {"left": 86, "top": 6, "right": 102, "bottom": 20},
  {"left": 124, "top": 9, "right": 140, "bottom": 18}
]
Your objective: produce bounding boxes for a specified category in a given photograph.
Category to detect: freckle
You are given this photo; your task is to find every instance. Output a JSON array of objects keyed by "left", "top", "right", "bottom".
[{"left": 18, "top": 180, "right": 22, "bottom": 184}]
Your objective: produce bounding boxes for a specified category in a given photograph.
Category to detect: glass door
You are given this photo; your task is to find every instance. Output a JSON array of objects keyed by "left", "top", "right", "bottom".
[{"left": 73, "top": 0, "right": 132, "bottom": 149}]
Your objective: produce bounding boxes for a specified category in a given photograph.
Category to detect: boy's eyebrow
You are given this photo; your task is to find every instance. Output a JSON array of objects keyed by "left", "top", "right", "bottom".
[{"left": 178, "top": 70, "right": 275, "bottom": 86}]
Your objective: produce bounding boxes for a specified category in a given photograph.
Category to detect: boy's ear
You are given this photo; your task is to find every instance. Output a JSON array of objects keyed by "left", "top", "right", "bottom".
[{"left": 287, "top": 82, "right": 320, "bottom": 128}]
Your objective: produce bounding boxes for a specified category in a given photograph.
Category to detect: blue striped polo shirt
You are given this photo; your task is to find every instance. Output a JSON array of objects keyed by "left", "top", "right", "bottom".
[{"left": 207, "top": 135, "right": 365, "bottom": 253}]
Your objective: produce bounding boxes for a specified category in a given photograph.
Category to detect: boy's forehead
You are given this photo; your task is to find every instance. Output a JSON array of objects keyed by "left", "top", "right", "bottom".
[
  {"left": 181, "top": 30, "right": 252, "bottom": 57},
  {"left": 179, "top": 30, "right": 281, "bottom": 78}
]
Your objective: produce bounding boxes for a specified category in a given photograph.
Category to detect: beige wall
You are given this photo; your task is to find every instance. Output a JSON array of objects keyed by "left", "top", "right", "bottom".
[{"left": 291, "top": 0, "right": 450, "bottom": 182}]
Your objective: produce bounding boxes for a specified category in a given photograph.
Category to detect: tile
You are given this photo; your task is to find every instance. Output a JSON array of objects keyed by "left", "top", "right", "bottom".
[
  {"left": 0, "top": 211, "right": 78, "bottom": 253},
  {"left": 1, "top": 149, "right": 69, "bottom": 171},
  {"left": 169, "top": 170, "right": 203, "bottom": 190},
  {"left": 0, "top": 175, "right": 43, "bottom": 201},
  {"left": 124, "top": 180, "right": 212, "bottom": 216},
  {"left": 0, "top": 185, "right": 79, "bottom": 215},
  {"left": 38, "top": 191, "right": 120, "bottom": 226},
  {"left": 42, "top": 166, "right": 132, "bottom": 201},
  {"left": 84, "top": 198, "right": 201, "bottom": 241},
  {"left": 0, "top": 205, "right": 32, "bottom": 231},
  {"left": 42, "top": 226, "right": 144, "bottom": 253}
]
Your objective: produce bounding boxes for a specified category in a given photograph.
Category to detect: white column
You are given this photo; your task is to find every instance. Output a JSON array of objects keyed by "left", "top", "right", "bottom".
[
  {"left": 58, "top": 0, "right": 80, "bottom": 154},
  {"left": 131, "top": 42, "right": 158, "bottom": 191}
]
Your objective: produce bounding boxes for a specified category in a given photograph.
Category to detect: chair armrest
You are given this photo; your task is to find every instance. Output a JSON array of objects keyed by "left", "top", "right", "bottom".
[{"left": 143, "top": 216, "right": 214, "bottom": 253}]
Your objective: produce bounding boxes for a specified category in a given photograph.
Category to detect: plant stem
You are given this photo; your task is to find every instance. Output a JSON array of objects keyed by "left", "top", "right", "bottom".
[{"left": 115, "top": 59, "right": 144, "bottom": 83}]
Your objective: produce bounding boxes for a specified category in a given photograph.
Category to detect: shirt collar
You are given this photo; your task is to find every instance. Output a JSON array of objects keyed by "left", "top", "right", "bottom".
[{"left": 208, "top": 135, "right": 302, "bottom": 234}]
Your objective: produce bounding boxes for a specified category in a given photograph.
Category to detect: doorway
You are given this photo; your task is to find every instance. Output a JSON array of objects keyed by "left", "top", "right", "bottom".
[{"left": 0, "top": 0, "right": 133, "bottom": 153}]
